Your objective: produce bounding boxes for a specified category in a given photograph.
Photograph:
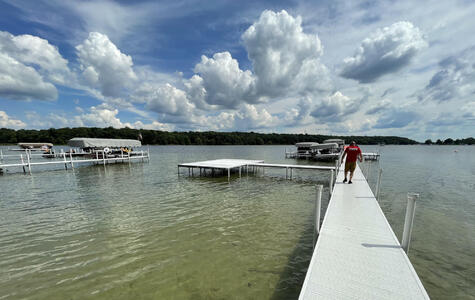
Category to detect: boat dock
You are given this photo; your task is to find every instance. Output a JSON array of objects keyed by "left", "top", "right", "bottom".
[
  {"left": 299, "top": 164, "right": 429, "bottom": 299},
  {"left": 363, "top": 152, "right": 380, "bottom": 161},
  {"left": 0, "top": 150, "right": 149, "bottom": 174},
  {"left": 178, "top": 159, "right": 337, "bottom": 180},
  {"left": 178, "top": 158, "right": 428, "bottom": 298}
]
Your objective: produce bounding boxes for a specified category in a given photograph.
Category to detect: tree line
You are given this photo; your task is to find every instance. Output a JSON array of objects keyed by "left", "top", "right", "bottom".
[
  {"left": 0, "top": 127, "right": 425, "bottom": 145},
  {"left": 424, "top": 138, "right": 475, "bottom": 145}
]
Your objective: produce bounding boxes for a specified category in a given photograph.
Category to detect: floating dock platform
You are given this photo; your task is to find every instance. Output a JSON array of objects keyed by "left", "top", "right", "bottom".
[{"left": 299, "top": 164, "right": 429, "bottom": 299}]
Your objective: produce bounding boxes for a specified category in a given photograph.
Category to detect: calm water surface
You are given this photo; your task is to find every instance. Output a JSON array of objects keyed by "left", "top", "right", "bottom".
[{"left": 0, "top": 145, "right": 473, "bottom": 299}]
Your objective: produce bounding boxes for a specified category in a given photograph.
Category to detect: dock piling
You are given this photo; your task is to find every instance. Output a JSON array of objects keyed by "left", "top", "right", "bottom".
[
  {"left": 63, "top": 152, "right": 68, "bottom": 170},
  {"left": 329, "top": 169, "right": 334, "bottom": 194},
  {"left": 26, "top": 150, "right": 32, "bottom": 174},
  {"left": 20, "top": 154, "right": 26, "bottom": 173},
  {"left": 70, "top": 152, "right": 74, "bottom": 169},
  {"left": 375, "top": 168, "right": 383, "bottom": 201},
  {"left": 314, "top": 184, "right": 323, "bottom": 248},
  {"left": 402, "top": 193, "right": 418, "bottom": 253}
]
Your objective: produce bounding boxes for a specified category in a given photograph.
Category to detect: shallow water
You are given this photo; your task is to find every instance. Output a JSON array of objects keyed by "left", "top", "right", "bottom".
[{"left": 0, "top": 145, "right": 474, "bottom": 299}]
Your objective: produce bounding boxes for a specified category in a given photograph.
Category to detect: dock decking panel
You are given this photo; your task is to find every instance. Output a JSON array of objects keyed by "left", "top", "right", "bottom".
[
  {"left": 178, "top": 159, "right": 264, "bottom": 169},
  {"left": 250, "top": 163, "right": 335, "bottom": 171},
  {"left": 299, "top": 165, "right": 429, "bottom": 299}
]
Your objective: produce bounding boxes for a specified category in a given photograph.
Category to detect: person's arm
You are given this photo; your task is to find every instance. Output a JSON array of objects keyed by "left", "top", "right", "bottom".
[
  {"left": 342, "top": 148, "right": 347, "bottom": 160},
  {"left": 358, "top": 148, "right": 363, "bottom": 162}
]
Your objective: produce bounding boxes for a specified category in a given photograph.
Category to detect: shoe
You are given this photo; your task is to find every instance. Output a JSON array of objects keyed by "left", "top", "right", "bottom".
[
  {"left": 348, "top": 180, "right": 353, "bottom": 184},
  {"left": 343, "top": 178, "right": 347, "bottom": 183}
]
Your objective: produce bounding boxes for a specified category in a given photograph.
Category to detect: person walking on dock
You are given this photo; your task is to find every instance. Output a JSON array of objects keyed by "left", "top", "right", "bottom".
[{"left": 342, "top": 141, "right": 362, "bottom": 184}]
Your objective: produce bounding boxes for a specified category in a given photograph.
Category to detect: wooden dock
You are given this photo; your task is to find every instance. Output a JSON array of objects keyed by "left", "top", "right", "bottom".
[{"left": 299, "top": 164, "right": 429, "bottom": 299}]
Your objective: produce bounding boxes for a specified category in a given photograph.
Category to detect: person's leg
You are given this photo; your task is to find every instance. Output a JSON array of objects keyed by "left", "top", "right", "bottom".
[
  {"left": 348, "top": 162, "right": 356, "bottom": 183},
  {"left": 343, "top": 162, "right": 349, "bottom": 182}
]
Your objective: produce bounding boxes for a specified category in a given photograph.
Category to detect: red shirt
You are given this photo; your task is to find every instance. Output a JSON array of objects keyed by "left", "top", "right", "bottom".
[{"left": 344, "top": 145, "right": 362, "bottom": 163}]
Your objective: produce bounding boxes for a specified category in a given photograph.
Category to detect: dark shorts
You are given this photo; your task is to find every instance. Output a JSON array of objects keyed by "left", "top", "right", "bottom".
[{"left": 345, "top": 161, "right": 357, "bottom": 173}]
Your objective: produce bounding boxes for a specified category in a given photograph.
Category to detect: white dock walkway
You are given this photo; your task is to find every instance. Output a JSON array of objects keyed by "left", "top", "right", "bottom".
[{"left": 299, "top": 165, "right": 429, "bottom": 299}]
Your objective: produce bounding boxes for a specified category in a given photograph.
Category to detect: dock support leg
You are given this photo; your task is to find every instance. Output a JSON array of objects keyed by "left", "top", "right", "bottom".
[
  {"left": 329, "top": 169, "right": 334, "bottom": 195},
  {"left": 63, "top": 153, "right": 68, "bottom": 170},
  {"left": 227, "top": 168, "right": 230, "bottom": 181},
  {"left": 26, "top": 150, "right": 32, "bottom": 175},
  {"left": 402, "top": 193, "right": 418, "bottom": 253},
  {"left": 21, "top": 154, "right": 26, "bottom": 174},
  {"left": 70, "top": 152, "right": 74, "bottom": 169},
  {"left": 375, "top": 168, "right": 383, "bottom": 201},
  {"left": 314, "top": 185, "right": 323, "bottom": 248},
  {"left": 239, "top": 167, "right": 241, "bottom": 178},
  {"left": 286, "top": 167, "right": 288, "bottom": 179},
  {"left": 290, "top": 168, "right": 293, "bottom": 180}
]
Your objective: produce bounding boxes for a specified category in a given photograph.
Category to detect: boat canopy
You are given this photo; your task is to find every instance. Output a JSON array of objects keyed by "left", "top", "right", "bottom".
[
  {"left": 295, "top": 142, "right": 319, "bottom": 148},
  {"left": 18, "top": 142, "right": 53, "bottom": 149},
  {"left": 323, "top": 139, "right": 345, "bottom": 145},
  {"left": 310, "top": 143, "right": 339, "bottom": 150},
  {"left": 68, "top": 138, "right": 141, "bottom": 149}
]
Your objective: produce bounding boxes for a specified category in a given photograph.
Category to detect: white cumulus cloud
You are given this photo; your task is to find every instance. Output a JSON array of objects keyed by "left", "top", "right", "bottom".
[
  {"left": 76, "top": 32, "right": 137, "bottom": 98},
  {"left": 242, "top": 10, "right": 328, "bottom": 96},
  {"left": 74, "top": 105, "right": 130, "bottom": 128},
  {"left": 341, "top": 21, "right": 427, "bottom": 83},
  {"left": 0, "top": 31, "right": 71, "bottom": 85},
  {"left": 190, "top": 52, "right": 256, "bottom": 109},
  {"left": 311, "top": 91, "right": 360, "bottom": 122},
  {"left": 134, "top": 83, "right": 195, "bottom": 117},
  {"left": 0, "top": 52, "right": 57, "bottom": 101},
  {"left": 0, "top": 111, "right": 26, "bottom": 128}
]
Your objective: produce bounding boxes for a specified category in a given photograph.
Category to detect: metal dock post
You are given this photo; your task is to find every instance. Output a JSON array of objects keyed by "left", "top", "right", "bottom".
[
  {"left": 20, "top": 154, "right": 26, "bottom": 173},
  {"left": 402, "top": 193, "right": 418, "bottom": 253},
  {"left": 375, "top": 168, "right": 383, "bottom": 201},
  {"left": 70, "top": 152, "right": 74, "bottom": 169},
  {"left": 26, "top": 150, "right": 32, "bottom": 174},
  {"left": 314, "top": 185, "right": 323, "bottom": 248},
  {"left": 63, "top": 152, "right": 68, "bottom": 170},
  {"left": 329, "top": 169, "right": 334, "bottom": 194}
]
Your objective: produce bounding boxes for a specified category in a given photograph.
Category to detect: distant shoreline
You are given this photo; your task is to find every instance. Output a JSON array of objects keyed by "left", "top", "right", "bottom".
[{"left": 0, "top": 127, "right": 473, "bottom": 146}]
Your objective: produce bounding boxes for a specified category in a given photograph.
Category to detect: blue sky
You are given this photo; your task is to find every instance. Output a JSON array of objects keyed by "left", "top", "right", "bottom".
[{"left": 0, "top": 0, "right": 474, "bottom": 141}]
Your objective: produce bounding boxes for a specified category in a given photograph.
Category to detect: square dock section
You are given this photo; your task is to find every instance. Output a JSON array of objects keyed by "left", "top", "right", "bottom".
[{"left": 178, "top": 159, "right": 264, "bottom": 179}]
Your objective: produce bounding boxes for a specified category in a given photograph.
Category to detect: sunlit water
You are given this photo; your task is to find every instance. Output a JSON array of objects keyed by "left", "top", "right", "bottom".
[{"left": 0, "top": 145, "right": 473, "bottom": 299}]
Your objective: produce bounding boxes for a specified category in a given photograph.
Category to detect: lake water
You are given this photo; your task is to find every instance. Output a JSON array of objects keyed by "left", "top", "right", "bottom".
[{"left": 0, "top": 145, "right": 473, "bottom": 299}]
